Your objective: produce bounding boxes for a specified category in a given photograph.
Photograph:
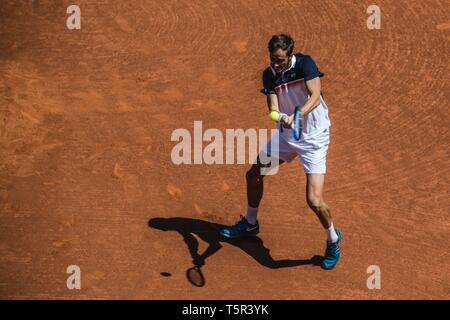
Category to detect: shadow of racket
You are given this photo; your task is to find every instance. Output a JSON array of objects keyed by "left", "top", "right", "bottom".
[{"left": 186, "top": 265, "right": 205, "bottom": 287}]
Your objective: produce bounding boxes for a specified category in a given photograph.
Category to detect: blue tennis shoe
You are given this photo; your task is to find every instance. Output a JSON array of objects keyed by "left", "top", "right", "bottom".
[
  {"left": 220, "top": 216, "right": 259, "bottom": 238},
  {"left": 321, "top": 229, "right": 343, "bottom": 270}
]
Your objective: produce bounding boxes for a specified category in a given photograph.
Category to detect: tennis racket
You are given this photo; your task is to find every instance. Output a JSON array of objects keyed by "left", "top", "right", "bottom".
[{"left": 292, "top": 106, "right": 302, "bottom": 141}]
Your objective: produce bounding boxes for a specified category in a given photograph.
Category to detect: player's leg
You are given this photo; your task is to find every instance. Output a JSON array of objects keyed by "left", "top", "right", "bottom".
[
  {"left": 306, "top": 173, "right": 342, "bottom": 270},
  {"left": 246, "top": 155, "right": 285, "bottom": 213},
  {"left": 244, "top": 131, "right": 297, "bottom": 224},
  {"left": 306, "top": 173, "right": 334, "bottom": 230},
  {"left": 220, "top": 155, "right": 285, "bottom": 238},
  {"left": 297, "top": 127, "right": 342, "bottom": 269},
  {"left": 297, "top": 128, "right": 335, "bottom": 231}
]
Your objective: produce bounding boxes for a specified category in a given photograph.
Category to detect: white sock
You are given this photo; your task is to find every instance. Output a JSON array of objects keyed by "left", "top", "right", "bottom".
[
  {"left": 326, "top": 223, "right": 339, "bottom": 243},
  {"left": 245, "top": 206, "right": 258, "bottom": 225}
]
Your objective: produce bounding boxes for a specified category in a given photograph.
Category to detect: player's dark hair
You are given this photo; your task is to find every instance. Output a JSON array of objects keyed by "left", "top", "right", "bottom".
[{"left": 268, "top": 34, "right": 295, "bottom": 56}]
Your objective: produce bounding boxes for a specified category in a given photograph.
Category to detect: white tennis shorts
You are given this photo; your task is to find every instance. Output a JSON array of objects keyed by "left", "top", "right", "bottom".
[{"left": 262, "top": 127, "right": 330, "bottom": 174}]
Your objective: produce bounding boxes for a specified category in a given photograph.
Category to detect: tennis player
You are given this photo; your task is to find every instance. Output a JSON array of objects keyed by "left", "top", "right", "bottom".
[{"left": 220, "top": 34, "right": 342, "bottom": 270}]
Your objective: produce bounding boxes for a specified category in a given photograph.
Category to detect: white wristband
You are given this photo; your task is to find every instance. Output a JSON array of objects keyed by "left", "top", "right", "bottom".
[{"left": 278, "top": 113, "right": 288, "bottom": 123}]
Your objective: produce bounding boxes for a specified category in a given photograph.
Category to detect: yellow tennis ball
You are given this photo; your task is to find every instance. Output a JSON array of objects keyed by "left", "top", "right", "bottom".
[{"left": 269, "top": 111, "right": 280, "bottom": 122}]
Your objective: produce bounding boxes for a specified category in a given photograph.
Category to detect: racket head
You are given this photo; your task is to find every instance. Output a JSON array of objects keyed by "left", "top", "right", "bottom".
[
  {"left": 186, "top": 266, "right": 205, "bottom": 287},
  {"left": 293, "top": 106, "right": 302, "bottom": 141}
]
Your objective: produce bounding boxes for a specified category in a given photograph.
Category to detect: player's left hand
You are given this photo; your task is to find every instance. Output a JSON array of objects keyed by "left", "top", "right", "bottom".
[{"left": 282, "top": 114, "right": 294, "bottom": 128}]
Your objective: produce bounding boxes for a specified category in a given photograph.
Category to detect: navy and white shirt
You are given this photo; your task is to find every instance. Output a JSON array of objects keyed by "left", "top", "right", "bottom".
[{"left": 262, "top": 53, "right": 331, "bottom": 142}]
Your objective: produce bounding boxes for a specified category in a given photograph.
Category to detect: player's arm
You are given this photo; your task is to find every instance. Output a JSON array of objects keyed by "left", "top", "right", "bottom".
[
  {"left": 267, "top": 93, "right": 290, "bottom": 125},
  {"left": 299, "top": 55, "right": 324, "bottom": 118},
  {"left": 301, "top": 77, "right": 322, "bottom": 117},
  {"left": 282, "top": 78, "right": 321, "bottom": 127},
  {"left": 267, "top": 93, "right": 279, "bottom": 112},
  {"left": 262, "top": 70, "right": 288, "bottom": 124}
]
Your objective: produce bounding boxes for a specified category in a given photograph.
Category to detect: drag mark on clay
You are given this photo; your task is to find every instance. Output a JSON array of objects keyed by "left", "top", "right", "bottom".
[
  {"left": 436, "top": 20, "right": 450, "bottom": 40},
  {"left": 166, "top": 183, "right": 182, "bottom": 199}
]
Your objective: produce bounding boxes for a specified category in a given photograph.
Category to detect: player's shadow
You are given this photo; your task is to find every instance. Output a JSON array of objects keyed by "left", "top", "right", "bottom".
[{"left": 148, "top": 217, "right": 323, "bottom": 270}]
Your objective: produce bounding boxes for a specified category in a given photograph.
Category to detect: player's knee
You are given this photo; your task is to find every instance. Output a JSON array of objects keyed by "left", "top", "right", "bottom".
[{"left": 307, "top": 195, "right": 323, "bottom": 209}]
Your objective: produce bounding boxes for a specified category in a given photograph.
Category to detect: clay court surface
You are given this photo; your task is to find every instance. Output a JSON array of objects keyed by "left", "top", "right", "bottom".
[{"left": 0, "top": 0, "right": 449, "bottom": 299}]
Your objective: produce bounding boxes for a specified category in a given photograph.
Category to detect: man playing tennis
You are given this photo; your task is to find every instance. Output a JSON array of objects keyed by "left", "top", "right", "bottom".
[{"left": 220, "top": 34, "right": 343, "bottom": 270}]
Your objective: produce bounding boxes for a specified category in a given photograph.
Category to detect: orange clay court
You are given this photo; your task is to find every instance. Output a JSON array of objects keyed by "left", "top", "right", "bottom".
[{"left": 0, "top": 0, "right": 449, "bottom": 299}]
